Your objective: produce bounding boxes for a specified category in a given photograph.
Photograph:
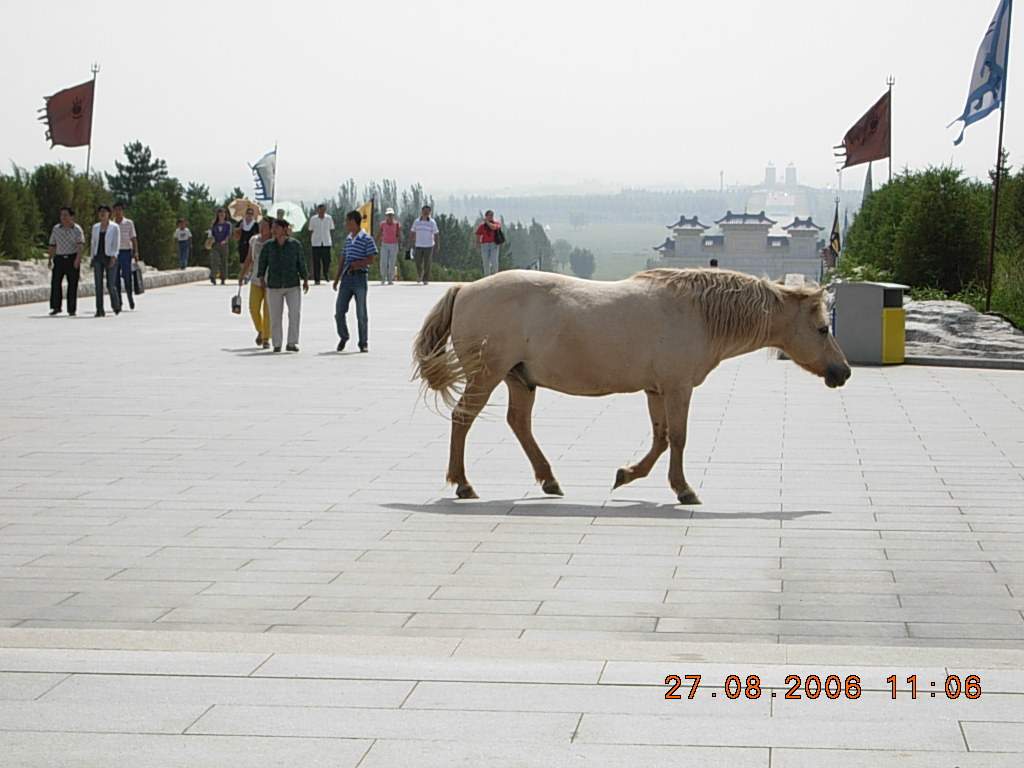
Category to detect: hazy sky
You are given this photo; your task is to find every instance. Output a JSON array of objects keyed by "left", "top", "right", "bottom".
[{"left": 2, "top": 0, "right": 1018, "bottom": 200}]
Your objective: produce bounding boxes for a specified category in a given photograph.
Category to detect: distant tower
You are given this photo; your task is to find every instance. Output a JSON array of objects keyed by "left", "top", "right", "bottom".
[
  {"left": 785, "top": 163, "right": 798, "bottom": 187},
  {"left": 764, "top": 163, "right": 776, "bottom": 188},
  {"left": 719, "top": 170, "right": 724, "bottom": 193}
]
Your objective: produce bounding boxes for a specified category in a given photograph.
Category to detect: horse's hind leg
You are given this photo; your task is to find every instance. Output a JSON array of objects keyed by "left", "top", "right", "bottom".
[
  {"left": 614, "top": 391, "right": 668, "bottom": 490},
  {"left": 505, "top": 376, "right": 562, "bottom": 496},
  {"left": 446, "top": 376, "right": 500, "bottom": 499}
]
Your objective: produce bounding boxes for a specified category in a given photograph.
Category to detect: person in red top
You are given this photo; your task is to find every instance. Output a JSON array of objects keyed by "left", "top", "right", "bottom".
[
  {"left": 476, "top": 210, "right": 502, "bottom": 276},
  {"left": 378, "top": 207, "right": 401, "bottom": 285}
]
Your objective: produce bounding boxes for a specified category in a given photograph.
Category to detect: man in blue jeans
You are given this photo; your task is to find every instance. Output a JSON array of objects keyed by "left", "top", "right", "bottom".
[
  {"left": 333, "top": 210, "right": 377, "bottom": 353},
  {"left": 112, "top": 201, "right": 139, "bottom": 310}
]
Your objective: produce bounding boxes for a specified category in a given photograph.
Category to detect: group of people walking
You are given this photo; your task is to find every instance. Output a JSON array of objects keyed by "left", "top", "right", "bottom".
[
  {"left": 48, "top": 201, "right": 141, "bottom": 317},
  {"left": 47, "top": 198, "right": 506, "bottom": 358},
  {"left": 236, "top": 208, "right": 378, "bottom": 353}
]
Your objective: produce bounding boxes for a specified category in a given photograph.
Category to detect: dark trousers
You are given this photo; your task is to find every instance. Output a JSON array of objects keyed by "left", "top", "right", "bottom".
[
  {"left": 414, "top": 247, "right": 433, "bottom": 284},
  {"left": 93, "top": 258, "right": 121, "bottom": 314},
  {"left": 312, "top": 246, "right": 331, "bottom": 283},
  {"left": 335, "top": 272, "right": 368, "bottom": 347},
  {"left": 117, "top": 250, "right": 135, "bottom": 309},
  {"left": 50, "top": 254, "right": 80, "bottom": 314}
]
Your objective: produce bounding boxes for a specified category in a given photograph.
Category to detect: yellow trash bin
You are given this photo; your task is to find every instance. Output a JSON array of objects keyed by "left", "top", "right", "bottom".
[{"left": 881, "top": 307, "right": 906, "bottom": 364}]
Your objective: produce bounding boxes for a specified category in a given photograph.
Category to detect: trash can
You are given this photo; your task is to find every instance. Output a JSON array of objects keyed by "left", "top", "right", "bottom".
[{"left": 832, "top": 281, "right": 909, "bottom": 365}]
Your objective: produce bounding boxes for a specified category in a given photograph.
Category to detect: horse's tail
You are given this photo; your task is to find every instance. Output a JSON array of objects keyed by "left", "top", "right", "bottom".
[{"left": 413, "top": 285, "right": 484, "bottom": 410}]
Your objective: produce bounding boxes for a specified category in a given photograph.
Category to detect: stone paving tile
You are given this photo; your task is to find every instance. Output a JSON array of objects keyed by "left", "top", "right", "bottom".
[
  {"left": 358, "top": 741, "right": 769, "bottom": 768},
  {"left": 189, "top": 703, "right": 579, "bottom": 742},
  {"left": 575, "top": 712, "right": 966, "bottom": 750},
  {"left": 0, "top": 700, "right": 209, "bottom": 734},
  {"left": 0, "top": 732, "right": 372, "bottom": 768},
  {"left": 962, "top": 721, "right": 1024, "bottom": 751},
  {"left": 0, "top": 671, "right": 67, "bottom": 701},
  {"left": 41, "top": 672, "right": 414, "bottom": 708},
  {"left": 771, "top": 749, "right": 1021, "bottom": 767}
]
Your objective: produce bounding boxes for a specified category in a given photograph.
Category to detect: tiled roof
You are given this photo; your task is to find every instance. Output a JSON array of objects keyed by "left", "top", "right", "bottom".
[
  {"left": 783, "top": 216, "right": 824, "bottom": 231},
  {"left": 715, "top": 210, "right": 777, "bottom": 226},
  {"left": 667, "top": 215, "right": 709, "bottom": 230}
]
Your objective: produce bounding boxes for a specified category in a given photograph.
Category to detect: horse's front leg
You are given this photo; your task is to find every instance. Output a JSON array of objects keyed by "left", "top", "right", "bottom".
[{"left": 664, "top": 386, "right": 701, "bottom": 506}]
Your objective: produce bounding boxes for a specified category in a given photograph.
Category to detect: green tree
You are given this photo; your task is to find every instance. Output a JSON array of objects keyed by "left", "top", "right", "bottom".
[
  {"left": 133, "top": 189, "right": 176, "bottom": 269},
  {"left": 31, "top": 163, "right": 74, "bottom": 237},
  {"left": 106, "top": 142, "right": 168, "bottom": 205},
  {"left": 435, "top": 214, "right": 478, "bottom": 274},
  {"left": 569, "top": 247, "right": 596, "bottom": 279},
  {"left": 893, "top": 167, "right": 987, "bottom": 292},
  {"left": 154, "top": 177, "right": 184, "bottom": 211},
  {"left": 552, "top": 238, "right": 572, "bottom": 271},
  {"left": 528, "top": 219, "right": 554, "bottom": 270},
  {"left": 0, "top": 175, "right": 38, "bottom": 259}
]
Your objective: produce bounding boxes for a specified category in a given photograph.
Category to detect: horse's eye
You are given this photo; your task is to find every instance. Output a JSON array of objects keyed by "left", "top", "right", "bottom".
[{"left": 818, "top": 326, "right": 829, "bottom": 336}]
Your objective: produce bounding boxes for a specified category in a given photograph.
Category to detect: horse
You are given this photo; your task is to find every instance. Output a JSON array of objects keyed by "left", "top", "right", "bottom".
[{"left": 413, "top": 268, "right": 851, "bottom": 504}]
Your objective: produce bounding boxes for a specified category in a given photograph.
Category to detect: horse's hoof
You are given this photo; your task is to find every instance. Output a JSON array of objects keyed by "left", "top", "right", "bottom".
[
  {"left": 541, "top": 479, "right": 564, "bottom": 497},
  {"left": 613, "top": 468, "right": 628, "bottom": 490},
  {"left": 676, "top": 488, "right": 702, "bottom": 506},
  {"left": 455, "top": 484, "right": 479, "bottom": 500}
]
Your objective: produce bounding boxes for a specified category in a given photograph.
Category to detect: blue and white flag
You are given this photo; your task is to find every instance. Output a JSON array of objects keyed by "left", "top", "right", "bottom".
[
  {"left": 250, "top": 149, "right": 276, "bottom": 203},
  {"left": 950, "top": 0, "right": 1014, "bottom": 145}
]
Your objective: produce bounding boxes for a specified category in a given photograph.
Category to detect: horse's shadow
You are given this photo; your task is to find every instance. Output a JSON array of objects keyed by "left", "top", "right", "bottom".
[{"left": 381, "top": 498, "right": 831, "bottom": 521}]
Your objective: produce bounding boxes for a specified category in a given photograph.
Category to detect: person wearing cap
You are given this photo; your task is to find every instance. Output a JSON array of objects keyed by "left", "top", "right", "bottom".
[
  {"left": 258, "top": 218, "right": 309, "bottom": 352},
  {"left": 377, "top": 207, "right": 400, "bottom": 285},
  {"left": 307, "top": 204, "right": 335, "bottom": 285}
]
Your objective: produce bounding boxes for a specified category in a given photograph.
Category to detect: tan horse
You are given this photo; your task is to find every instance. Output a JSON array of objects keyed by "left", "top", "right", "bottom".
[{"left": 414, "top": 268, "right": 851, "bottom": 504}]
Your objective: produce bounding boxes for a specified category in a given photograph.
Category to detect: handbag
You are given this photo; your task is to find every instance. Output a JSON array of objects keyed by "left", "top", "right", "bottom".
[
  {"left": 493, "top": 226, "right": 506, "bottom": 246},
  {"left": 231, "top": 286, "right": 242, "bottom": 315},
  {"left": 404, "top": 248, "right": 414, "bottom": 261},
  {"left": 131, "top": 261, "right": 145, "bottom": 294}
]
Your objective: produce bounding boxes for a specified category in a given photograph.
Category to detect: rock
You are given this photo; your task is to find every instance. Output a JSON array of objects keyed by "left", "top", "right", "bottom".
[
  {"left": 905, "top": 300, "right": 1024, "bottom": 361},
  {"left": 0, "top": 259, "right": 211, "bottom": 307}
]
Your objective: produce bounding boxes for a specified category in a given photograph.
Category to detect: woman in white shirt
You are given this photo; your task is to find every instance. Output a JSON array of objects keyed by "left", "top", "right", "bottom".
[
  {"left": 90, "top": 205, "right": 122, "bottom": 317},
  {"left": 239, "top": 217, "right": 272, "bottom": 348}
]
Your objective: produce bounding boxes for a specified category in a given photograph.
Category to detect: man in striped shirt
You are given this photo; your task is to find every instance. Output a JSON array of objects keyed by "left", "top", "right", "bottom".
[{"left": 333, "top": 210, "right": 377, "bottom": 353}]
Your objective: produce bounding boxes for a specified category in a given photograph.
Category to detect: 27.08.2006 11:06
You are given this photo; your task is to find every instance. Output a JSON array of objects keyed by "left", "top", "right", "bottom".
[{"left": 664, "top": 674, "right": 983, "bottom": 701}]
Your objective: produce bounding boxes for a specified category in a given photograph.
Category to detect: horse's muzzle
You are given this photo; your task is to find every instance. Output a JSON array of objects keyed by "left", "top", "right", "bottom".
[{"left": 825, "top": 364, "right": 852, "bottom": 389}]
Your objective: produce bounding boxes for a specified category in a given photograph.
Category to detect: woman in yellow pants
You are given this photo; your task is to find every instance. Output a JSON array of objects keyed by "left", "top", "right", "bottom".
[{"left": 239, "top": 218, "right": 272, "bottom": 348}]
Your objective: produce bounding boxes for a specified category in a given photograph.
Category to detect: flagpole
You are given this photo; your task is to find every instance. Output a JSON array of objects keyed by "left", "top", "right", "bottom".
[
  {"left": 985, "top": 0, "right": 1013, "bottom": 313},
  {"left": 886, "top": 76, "right": 895, "bottom": 182},
  {"left": 85, "top": 63, "right": 99, "bottom": 176}
]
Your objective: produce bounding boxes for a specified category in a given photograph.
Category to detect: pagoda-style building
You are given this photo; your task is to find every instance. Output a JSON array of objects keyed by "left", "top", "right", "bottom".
[{"left": 651, "top": 210, "right": 824, "bottom": 281}]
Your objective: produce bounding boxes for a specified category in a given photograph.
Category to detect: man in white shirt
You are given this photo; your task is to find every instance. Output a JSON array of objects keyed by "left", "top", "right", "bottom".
[
  {"left": 410, "top": 205, "right": 440, "bottom": 285},
  {"left": 112, "top": 201, "right": 139, "bottom": 310},
  {"left": 307, "top": 204, "right": 335, "bottom": 285},
  {"left": 47, "top": 206, "right": 85, "bottom": 316}
]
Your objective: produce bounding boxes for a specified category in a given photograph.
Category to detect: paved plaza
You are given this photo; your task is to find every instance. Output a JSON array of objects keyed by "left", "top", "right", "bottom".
[{"left": 1, "top": 279, "right": 1023, "bottom": 765}]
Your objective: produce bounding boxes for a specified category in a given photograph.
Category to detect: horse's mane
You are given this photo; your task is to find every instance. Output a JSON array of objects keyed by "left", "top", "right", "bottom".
[{"left": 632, "top": 268, "right": 822, "bottom": 347}]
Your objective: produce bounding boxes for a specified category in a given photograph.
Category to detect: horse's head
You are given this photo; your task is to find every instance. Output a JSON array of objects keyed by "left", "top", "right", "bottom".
[{"left": 779, "top": 288, "right": 851, "bottom": 389}]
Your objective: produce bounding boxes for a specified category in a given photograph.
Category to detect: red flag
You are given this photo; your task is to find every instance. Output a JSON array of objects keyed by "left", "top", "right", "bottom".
[
  {"left": 838, "top": 91, "right": 891, "bottom": 169},
  {"left": 42, "top": 79, "right": 95, "bottom": 148}
]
